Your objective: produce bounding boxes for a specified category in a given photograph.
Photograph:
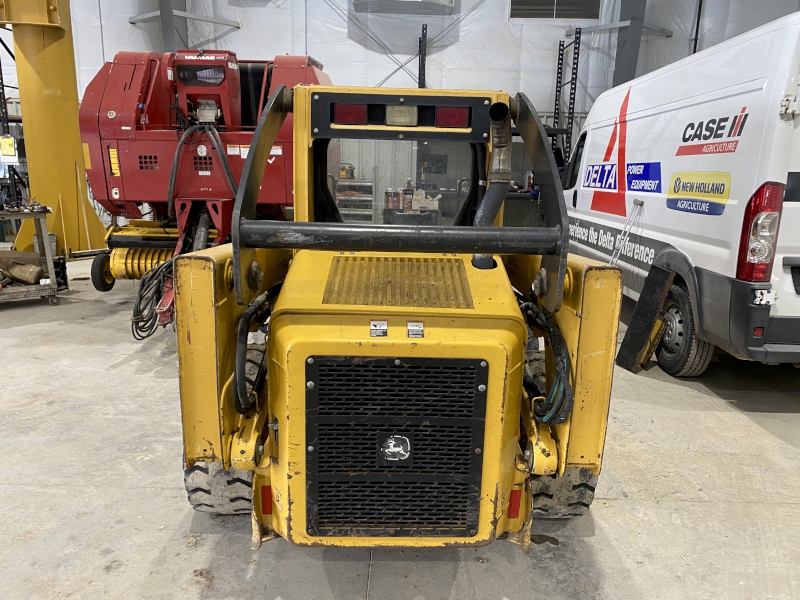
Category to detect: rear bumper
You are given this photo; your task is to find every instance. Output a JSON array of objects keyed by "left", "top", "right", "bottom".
[{"left": 695, "top": 267, "right": 800, "bottom": 362}]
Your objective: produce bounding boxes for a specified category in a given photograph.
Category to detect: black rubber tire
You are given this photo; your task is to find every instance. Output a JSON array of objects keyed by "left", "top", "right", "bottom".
[
  {"left": 184, "top": 462, "right": 253, "bottom": 515},
  {"left": 90, "top": 253, "right": 115, "bottom": 292},
  {"left": 656, "top": 284, "right": 713, "bottom": 377},
  {"left": 531, "top": 468, "right": 598, "bottom": 518}
]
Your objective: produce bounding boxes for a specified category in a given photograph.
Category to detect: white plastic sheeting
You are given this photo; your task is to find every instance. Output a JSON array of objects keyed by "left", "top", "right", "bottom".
[
  {"left": 638, "top": 0, "right": 800, "bottom": 77},
  {"left": 0, "top": 0, "right": 798, "bottom": 117}
]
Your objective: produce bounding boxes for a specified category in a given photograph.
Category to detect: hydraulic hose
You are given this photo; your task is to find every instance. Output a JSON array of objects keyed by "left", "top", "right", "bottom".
[
  {"left": 131, "top": 258, "right": 175, "bottom": 340},
  {"left": 167, "top": 124, "right": 204, "bottom": 219},
  {"left": 205, "top": 124, "right": 238, "bottom": 197},
  {"left": 472, "top": 102, "right": 512, "bottom": 269},
  {"left": 520, "top": 300, "right": 574, "bottom": 425},
  {"left": 192, "top": 209, "right": 210, "bottom": 252},
  {"left": 233, "top": 282, "right": 283, "bottom": 414}
]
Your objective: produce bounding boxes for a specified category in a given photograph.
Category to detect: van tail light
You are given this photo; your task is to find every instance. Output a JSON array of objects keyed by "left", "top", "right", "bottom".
[{"left": 736, "top": 182, "right": 784, "bottom": 282}]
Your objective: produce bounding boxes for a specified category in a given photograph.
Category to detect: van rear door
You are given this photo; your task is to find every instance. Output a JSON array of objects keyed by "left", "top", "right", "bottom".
[{"left": 774, "top": 173, "right": 800, "bottom": 317}]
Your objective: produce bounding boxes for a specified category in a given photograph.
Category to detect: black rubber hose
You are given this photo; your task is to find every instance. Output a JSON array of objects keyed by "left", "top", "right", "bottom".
[
  {"left": 472, "top": 102, "right": 511, "bottom": 269},
  {"left": 192, "top": 209, "right": 210, "bottom": 252},
  {"left": 520, "top": 300, "right": 574, "bottom": 425},
  {"left": 167, "top": 124, "right": 204, "bottom": 219},
  {"left": 470, "top": 183, "right": 508, "bottom": 268},
  {"left": 205, "top": 125, "right": 238, "bottom": 197},
  {"left": 233, "top": 282, "right": 283, "bottom": 414},
  {"left": 131, "top": 258, "right": 175, "bottom": 340}
]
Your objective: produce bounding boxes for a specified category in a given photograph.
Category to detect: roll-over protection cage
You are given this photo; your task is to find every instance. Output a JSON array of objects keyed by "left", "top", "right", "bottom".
[{"left": 231, "top": 85, "right": 569, "bottom": 313}]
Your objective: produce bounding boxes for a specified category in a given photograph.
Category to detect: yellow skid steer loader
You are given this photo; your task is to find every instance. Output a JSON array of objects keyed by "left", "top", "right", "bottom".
[{"left": 174, "top": 85, "right": 622, "bottom": 552}]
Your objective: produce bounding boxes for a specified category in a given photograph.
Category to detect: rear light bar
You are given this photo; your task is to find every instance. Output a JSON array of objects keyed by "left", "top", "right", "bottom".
[
  {"left": 333, "top": 103, "right": 367, "bottom": 125},
  {"left": 436, "top": 106, "right": 470, "bottom": 128},
  {"left": 332, "top": 103, "right": 472, "bottom": 128},
  {"left": 736, "top": 182, "right": 784, "bottom": 282}
]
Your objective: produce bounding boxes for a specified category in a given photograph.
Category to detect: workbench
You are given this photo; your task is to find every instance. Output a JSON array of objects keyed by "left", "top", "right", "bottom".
[{"left": 0, "top": 208, "right": 59, "bottom": 305}]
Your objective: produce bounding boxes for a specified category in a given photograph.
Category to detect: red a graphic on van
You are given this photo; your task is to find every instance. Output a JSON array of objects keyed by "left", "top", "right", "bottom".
[{"left": 589, "top": 89, "right": 631, "bottom": 217}]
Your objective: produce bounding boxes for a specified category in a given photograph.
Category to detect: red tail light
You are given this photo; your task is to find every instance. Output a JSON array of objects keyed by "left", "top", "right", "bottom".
[
  {"left": 333, "top": 103, "right": 367, "bottom": 125},
  {"left": 736, "top": 182, "right": 784, "bottom": 282},
  {"left": 436, "top": 106, "right": 469, "bottom": 128},
  {"left": 261, "top": 485, "right": 273, "bottom": 515},
  {"left": 507, "top": 489, "right": 522, "bottom": 519}
]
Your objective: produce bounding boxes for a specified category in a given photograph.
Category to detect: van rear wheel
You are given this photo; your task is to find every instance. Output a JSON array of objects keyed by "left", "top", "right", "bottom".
[{"left": 656, "top": 284, "right": 713, "bottom": 377}]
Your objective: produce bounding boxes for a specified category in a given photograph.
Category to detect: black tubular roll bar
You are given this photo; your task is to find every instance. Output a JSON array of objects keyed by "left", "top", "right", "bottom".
[
  {"left": 240, "top": 221, "right": 560, "bottom": 255},
  {"left": 232, "top": 88, "right": 569, "bottom": 312}
]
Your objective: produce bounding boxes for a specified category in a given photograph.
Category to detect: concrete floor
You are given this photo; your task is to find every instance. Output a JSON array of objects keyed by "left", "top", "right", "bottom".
[{"left": 1, "top": 259, "right": 799, "bottom": 600}]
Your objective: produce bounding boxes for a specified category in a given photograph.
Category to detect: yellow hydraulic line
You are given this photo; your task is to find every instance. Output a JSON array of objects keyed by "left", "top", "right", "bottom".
[{"left": 1, "top": 0, "right": 107, "bottom": 256}]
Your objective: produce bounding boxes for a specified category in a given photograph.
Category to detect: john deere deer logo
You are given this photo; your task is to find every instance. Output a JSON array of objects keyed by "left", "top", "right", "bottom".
[{"left": 381, "top": 436, "right": 411, "bottom": 461}]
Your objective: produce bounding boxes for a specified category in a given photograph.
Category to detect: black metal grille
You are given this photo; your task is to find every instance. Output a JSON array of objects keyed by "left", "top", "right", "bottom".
[
  {"left": 138, "top": 155, "right": 158, "bottom": 170},
  {"left": 317, "top": 362, "right": 475, "bottom": 418},
  {"left": 315, "top": 481, "right": 471, "bottom": 532},
  {"left": 306, "top": 356, "right": 487, "bottom": 537},
  {"left": 193, "top": 156, "right": 213, "bottom": 172},
  {"left": 317, "top": 423, "right": 473, "bottom": 475}
]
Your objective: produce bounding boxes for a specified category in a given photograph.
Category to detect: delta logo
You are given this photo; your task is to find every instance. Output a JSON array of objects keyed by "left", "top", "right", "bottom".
[{"left": 675, "top": 107, "right": 748, "bottom": 156}]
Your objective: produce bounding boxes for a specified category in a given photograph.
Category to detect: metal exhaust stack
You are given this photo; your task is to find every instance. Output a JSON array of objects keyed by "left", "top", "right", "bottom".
[{"left": 472, "top": 102, "right": 512, "bottom": 269}]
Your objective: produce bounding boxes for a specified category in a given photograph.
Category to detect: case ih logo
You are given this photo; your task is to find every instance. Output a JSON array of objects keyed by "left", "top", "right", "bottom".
[{"left": 676, "top": 107, "right": 748, "bottom": 156}]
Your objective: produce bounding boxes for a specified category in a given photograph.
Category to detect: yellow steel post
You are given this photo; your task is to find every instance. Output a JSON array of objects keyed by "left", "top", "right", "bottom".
[{"left": 1, "top": 0, "right": 107, "bottom": 255}]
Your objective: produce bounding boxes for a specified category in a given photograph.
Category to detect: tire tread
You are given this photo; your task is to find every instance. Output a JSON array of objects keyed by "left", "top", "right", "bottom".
[
  {"left": 184, "top": 462, "right": 253, "bottom": 515},
  {"left": 530, "top": 468, "right": 598, "bottom": 519}
]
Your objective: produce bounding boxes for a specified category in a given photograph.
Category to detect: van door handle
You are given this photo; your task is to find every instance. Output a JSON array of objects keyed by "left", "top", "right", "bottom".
[{"left": 572, "top": 189, "right": 577, "bottom": 208}]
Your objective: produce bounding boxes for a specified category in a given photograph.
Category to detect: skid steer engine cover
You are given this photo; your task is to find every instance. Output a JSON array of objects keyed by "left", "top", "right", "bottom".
[{"left": 266, "top": 250, "right": 526, "bottom": 544}]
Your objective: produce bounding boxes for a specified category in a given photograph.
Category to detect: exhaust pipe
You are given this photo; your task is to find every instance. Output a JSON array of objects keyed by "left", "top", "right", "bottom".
[{"left": 472, "top": 102, "right": 512, "bottom": 269}]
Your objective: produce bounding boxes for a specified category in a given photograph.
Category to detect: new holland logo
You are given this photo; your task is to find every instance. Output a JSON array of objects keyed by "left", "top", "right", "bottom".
[
  {"left": 676, "top": 107, "right": 748, "bottom": 156},
  {"left": 666, "top": 171, "right": 731, "bottom": 215}
]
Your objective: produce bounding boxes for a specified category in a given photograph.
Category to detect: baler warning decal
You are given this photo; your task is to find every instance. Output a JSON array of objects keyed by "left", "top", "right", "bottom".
[{"left": 589, "top": 89, "right": 631, "bottom": 217}]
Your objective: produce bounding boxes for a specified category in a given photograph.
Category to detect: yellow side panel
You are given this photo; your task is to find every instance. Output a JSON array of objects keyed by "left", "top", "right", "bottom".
[
  {"left": 563, "top": 264, "right": 622, "bottom": 472},
  {"left": 504, "top": 253, "right": 622, "bottom": 476},
  {"left": 175, "top": 244, "right": 291, "bottom": 467}
]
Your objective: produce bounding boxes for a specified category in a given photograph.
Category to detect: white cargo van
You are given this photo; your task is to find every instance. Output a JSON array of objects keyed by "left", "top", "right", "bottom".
[{"left": 564, "top": 13, "right": 800, "bottom": 376}]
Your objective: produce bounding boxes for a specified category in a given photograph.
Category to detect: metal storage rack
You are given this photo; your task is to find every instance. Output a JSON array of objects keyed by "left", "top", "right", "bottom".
[{"left": 0, "top": 208, "right": 59, "bottom": 305}]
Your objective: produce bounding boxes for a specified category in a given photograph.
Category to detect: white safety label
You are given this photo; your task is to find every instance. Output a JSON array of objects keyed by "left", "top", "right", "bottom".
[
  {"left": 240, "top": 145, "right": 250, "bottom": 159},
  {"left": 370, "top": 320, "right": 388, "bottom": 337},
  {"left": 407, "top": 322, "right": 424, "bottom": 338},
  {"left": 226, "top": 145, "right": 240, "bottom": 155}
]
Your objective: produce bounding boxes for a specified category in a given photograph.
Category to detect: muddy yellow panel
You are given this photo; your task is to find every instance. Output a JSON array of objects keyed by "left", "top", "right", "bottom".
[
  {"left": 257, "top": 250, "right": 527, "bottom": 547},
  {"left": 505, "top": 253, "right": 623, "bottom": 476},
  {"left": 174, "top": 244, "right": 290, "bottom": 467}
]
